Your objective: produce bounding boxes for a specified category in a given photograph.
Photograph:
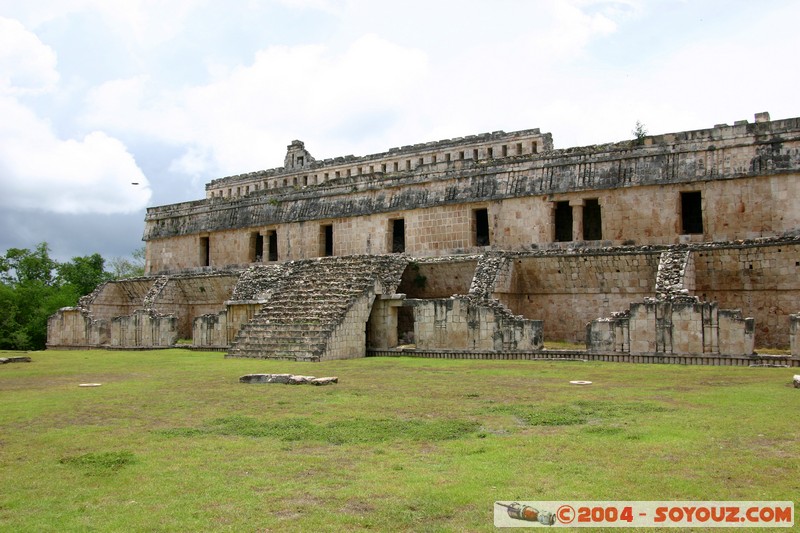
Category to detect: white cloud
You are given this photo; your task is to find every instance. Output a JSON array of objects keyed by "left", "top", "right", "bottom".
[
  {"left": 0, "top": 17, "right": 58, "bottom": 93},
  {"left": 85, "top": 33, "right": 429, "bottom": 175},
  {"left": 0, "top": 17, "right": 150, "bottom": 215}
]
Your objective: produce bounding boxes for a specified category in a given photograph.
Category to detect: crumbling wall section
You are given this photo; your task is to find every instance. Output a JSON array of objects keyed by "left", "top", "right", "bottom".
[
  {"left": 790, "top": 314, "right": 800, "bottom": 356},
  {"left": 589, "top": 298, "right": 754, "bottom": 356},
  {"left": 110, "top": 310, "right": 178, "bottom": 348},
  {"left": 693, "top": 240, "right": 800, "bottom": 347},
  {"left": 46, "top": 308, "right": 109, "bottom": 348},
  {"left": 322, "top": 291, "right": 375, "bottom": 360},
  {"left": 193, "top": 310, "right": 228, "bottom": 348},
  {"left": 495, "top": 250, "right": 661, "bottom": 343},
  {"left": 411, "top": 297, "right": 543, "bottom": 351}
]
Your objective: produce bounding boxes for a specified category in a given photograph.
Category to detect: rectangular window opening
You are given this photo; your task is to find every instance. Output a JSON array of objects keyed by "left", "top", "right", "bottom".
[
  {"left": 583, "top": 199, "right": 602, "bottom": 241},
  {"left": 320, "top": 224, "right": 334, "bottom": 257},
  {"left": 251, "top": 232, "right": 264, "bottom": 262},
  {"left": 268, "top": 231, "right": 278, "bottom": 261},
  {"left": 681, "top": 191, "right": 703, "bottom": 234},
  {"left": 474, "top": 208, "right": 490, "bottom": 246},
  {"left": 199, "top": 236, "right": 210, "bottom": 267},
  {"left": 391, "top": 219, "right": 406, "bottom": 253},
  {"left": 555, "top": 201, "right": 572, "bottom": 242}
]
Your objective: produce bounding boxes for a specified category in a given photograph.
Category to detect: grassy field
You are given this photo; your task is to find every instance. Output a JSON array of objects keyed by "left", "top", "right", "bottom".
[{"left": 0, "top": 349, "right": 798, "bottom": 532}]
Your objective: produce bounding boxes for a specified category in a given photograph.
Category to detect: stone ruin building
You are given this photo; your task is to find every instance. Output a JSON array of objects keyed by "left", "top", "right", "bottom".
[{"left": 48, "top": 111, "right": 800, "bottom": 366}]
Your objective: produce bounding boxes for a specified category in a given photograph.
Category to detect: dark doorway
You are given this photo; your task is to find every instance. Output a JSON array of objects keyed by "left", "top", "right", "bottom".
[
  {"left": 199, "top": 236, "right": 210, "bottom": 267},
  {"left": 583, "top": 199, "right": 602, "bottom": 240},
  {"left": 391, "top": 219, "right": 406, "bottom": 253},
  {"left": 474, "top": 208, "right": 490, "bottom": 246},
  {"left": 555, "top": 201, "right": 572, "bottom": 242},
  {"left": 268, "top": 231, "right": 278, "bottom": 261},
  {"left": 397, "top": 305, "right": 415, "bottom": 346},
  {"left": 251, "top": 232, "right": 264, "bottom": 262},
  {"left": 681, "top": 191, "right": 703, "bottom": 234},
  {"left": 321, "top": 224, "right": 333, "bottom": 256}
]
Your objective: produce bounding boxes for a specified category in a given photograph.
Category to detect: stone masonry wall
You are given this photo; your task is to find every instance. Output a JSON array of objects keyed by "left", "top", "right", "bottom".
[
  {"left": 110, "top": 310, "right": 178, "bottom": 348},
  {"left": 493, "top": 252, "right": 661, "bottom": 342},
  {"left": 791, "top": 314, "right": 799, "bottom": 356},
  {"left": 149, "top": 274, "right": 239, "bottom": 339},
  {"left": 144, "top": 172, "right": 800, "bottom": 274},
  {"left": 193, "top": 310, "right": 227, "bottom": 348},
  {"left": 322, "top": 292, "right": 375, "bottom": 360},
  {"left": 692, "top": 242, "right": 800, "bottom": 347},
  {"left": 144, "top": 114, "right": 800, "bottom": 274},
  {"left": 410, "top": 297, "right": 543, "bottom": 351},
  {"left": 589, "top": 299, "right": 754, "bottom": 356},
  {"left": 47, "top": 308, "right": 110, "bottom": 348}
]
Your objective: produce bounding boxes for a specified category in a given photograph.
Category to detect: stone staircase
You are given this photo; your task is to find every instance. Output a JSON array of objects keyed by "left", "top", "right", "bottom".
[
  {"left": 654, "top": 247, "right": 692, "bottom": 299},
  {"left": 226, "top": 255, "right": 407, "bottom": 361}
]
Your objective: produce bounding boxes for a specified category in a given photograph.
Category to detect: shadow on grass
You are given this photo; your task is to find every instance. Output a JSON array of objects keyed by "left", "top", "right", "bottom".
[
  {"left": 158, "top": 416, "right": 479, "bottom": 444},
  {"left": 484, "top": 399, "right": 672, "bottom": 427},
  {"left": 59, "top": 451, "right": 137, "bottom": 475}
]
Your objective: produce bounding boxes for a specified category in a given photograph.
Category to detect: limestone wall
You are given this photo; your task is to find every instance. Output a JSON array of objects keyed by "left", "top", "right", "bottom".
[
  {"left": 493, "top": 252, "right": 660, "bottom": 342},
  {"left": 144, "top": 171, "right": 800, "bottom": 275},
  {"left": 148, "top": 274, "right": 239, "bottom": 338},
  {"left": 110, "top": 311, "right": 178, "bottom": 348},
  {"left": 397, "top": 259, "right": 477, "bottom": 298},
  {"left": 323, "top": 292, "right": 375, "bottom": 360},
  {"left": 790, "top": 314, "right": 799, "bottom": 356},
  {"left": 144, "top": 114, "right": 800, "bottom": 274},
  {"left": 366, "top": 295, "right": 402, "bottom": 349},
  {"left": 410, "top": 297, "right": 543, "bottom": 351},
  {"left": 205, "top": 128, "right": 550, "bottom": 199},
  {"left": 692, "top": 243, "right": 800, "bottom": 347},
  {"left": 588, "top": 298, "right": 754, "bottom": 356},
  {"left": 84, "top": 280, "right": 154, "bottom": 321},
  {"left": 46, "top": 308, "right": 109, "bottom": 348},
  {"left": 193, "top": 310, "right": 228, "bottom": 348}
]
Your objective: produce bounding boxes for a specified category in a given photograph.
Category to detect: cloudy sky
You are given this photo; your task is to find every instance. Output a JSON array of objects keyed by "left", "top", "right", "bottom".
[{"left": 1, "top": 0, "right": 798, "bottom": 263}]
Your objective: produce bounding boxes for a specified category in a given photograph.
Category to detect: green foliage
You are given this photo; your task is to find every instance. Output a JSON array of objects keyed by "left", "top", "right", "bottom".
[
  {"left": 59, "top": 451, "right": 137, "bottom": 475},
  {"left": 1, "top": 351, "right": 798, "bottom": 531},
  {"left": 57, "top": 253, "right": 112, "bottom": 296},
  {"left": 632, "top": 120, "right": 648, "bottom": 144},
  {"left": 0, "top": 242, "right": 138, "bottom": 350},
  {"left": 161, "top": 415, "right": 479, "bottom": 444},
  {"left": 108, "top": 246, "right": 146, "bottom": 279},
  {"left": 0, "top": 242, "right": 58, "bottom": 285}
]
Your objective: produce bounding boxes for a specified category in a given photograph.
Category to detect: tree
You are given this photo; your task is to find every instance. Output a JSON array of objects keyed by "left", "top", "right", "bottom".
[
  {"left": 0, "top": 243, "right": 58, "bottom": 286},
  {"left": 57, "top": 253, "right": 112, "bottom": 296},
  {"left": 0, "top": 243, "right": 121, "bottom": 350},
  {"left": 108, "top": 246, "right": 146, "bottom": 279},
  {"left": 632, "top": 120, "right": 648, "bottom": 145}
]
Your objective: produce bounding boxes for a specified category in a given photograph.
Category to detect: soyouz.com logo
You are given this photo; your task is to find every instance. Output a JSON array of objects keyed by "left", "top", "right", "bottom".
[{"left": 494, "top": 501, "right": 794, "bottom": 528}]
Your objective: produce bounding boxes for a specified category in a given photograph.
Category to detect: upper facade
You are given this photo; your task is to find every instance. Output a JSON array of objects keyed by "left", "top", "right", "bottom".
[{"left": 143, "top": 112, "right": 800, "bottom": 274}]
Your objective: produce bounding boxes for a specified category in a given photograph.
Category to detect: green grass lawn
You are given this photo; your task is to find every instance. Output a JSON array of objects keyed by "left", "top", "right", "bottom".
[{"left": 1, "top": 350, "right": 798, "bottom": 532}]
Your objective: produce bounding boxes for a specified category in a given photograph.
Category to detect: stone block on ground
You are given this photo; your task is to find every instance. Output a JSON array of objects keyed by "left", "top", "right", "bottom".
[
  {"left": 287, "top": 375, "right": 315, "bottom": 384},
  {"left": 0, "top": 356, "right": 32, "bottom": 364},
  {"left": 239, "top": 373, "right": 293, "bottom": 384},
  {"left": 311, "top": 376, "right": 338, "bottom": 386},
  {"left": 793, "top": 375, "right": 800, "bottom": 388}
]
